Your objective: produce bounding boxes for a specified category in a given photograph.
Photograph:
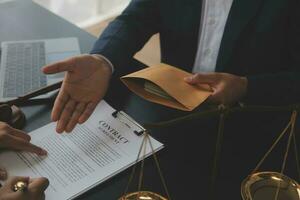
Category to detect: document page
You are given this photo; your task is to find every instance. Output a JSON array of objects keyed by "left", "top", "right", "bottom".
[{"left": 0, "top": 101, "right": 163, "bottom": 200}]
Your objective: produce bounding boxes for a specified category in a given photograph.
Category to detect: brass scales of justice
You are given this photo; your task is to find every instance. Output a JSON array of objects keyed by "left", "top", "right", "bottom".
[
  {"left": 1, "top": 82, "right": 300, "bottom": 200},
  {"left": 119, "top": 104, "right": 300, "bottom": 200}
]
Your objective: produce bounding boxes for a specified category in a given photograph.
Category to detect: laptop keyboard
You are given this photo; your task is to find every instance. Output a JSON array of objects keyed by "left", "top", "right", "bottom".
[{"left": 3, "top": 42, "right": 47, "bottom": 98}]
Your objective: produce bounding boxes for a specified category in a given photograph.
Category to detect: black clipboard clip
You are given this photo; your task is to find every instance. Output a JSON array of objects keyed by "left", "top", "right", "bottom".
[{"left": 112, "top": 110, "right": 145, "bottom": 136}]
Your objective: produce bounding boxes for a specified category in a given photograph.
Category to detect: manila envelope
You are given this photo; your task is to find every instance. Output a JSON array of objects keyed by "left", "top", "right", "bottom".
[{"left": 121, "top": 63, "right": 212, "bottom": 111}]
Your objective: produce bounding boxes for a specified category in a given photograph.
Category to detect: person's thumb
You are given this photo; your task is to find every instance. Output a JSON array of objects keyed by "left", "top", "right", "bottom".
[
  {"left": 28, "top": 177, "right": 49, "bottom": 192},
  {"left": 184, "top": 73, "right": 217, "bottom": 85},
  {"left": 42, "top": 58, "right": 75, "bottom": 74}
]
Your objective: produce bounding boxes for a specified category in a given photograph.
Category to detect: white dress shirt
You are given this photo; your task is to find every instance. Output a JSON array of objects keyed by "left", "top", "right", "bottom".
[
  {"left": 193, "top": 0, "right": 234, "bottom": 72},
  {"left": 98, "top": 0, "right": 234, "bottom": 73}
]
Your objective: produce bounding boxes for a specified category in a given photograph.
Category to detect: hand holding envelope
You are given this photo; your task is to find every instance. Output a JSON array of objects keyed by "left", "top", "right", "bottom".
[{"left": 121, "top": 63, "right": 213, "bottom": 111}]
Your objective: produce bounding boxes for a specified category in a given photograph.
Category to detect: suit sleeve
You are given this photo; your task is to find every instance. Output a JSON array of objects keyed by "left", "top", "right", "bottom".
[
  {"left": 90, "top": 0, "right": 160, "bottom": 71},
  {"left": 244, "top": 0, "right": 300, "bottom": 105}
]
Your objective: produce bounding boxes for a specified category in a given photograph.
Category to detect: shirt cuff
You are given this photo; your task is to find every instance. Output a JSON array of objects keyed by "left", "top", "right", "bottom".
[{"left": 91, "top": 54, "right": 114, "bottom": 73}]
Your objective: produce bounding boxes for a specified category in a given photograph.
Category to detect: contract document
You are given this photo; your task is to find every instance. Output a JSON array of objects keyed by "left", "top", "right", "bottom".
[{"left": 0, "top": 101, "right": 163, "bottom": 200}]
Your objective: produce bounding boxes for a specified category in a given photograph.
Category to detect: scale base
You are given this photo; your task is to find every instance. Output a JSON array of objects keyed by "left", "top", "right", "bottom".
[{"left": 119, "top": 191, "right": 168, "bottom": 200}]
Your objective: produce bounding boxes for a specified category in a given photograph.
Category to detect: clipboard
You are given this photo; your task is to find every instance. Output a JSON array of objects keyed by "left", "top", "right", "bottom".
[
  {"left": 0, "top": 100, "right": 165, "bottom": 200},
  {"left": 112, "top": 110, "right": 145, "bottom": 136}
]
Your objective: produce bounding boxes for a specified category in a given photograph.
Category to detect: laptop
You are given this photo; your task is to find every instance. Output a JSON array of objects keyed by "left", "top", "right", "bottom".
[{"left": 0, "top": 37, "right": 80, "bottom": 101}]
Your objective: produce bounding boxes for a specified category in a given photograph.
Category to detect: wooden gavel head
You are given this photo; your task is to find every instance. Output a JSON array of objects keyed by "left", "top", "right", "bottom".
[
  {"left": 0, "top": 104, "right": 12, "bottom": 122},
  {"left": 0, "top": 104, "right": 26, "bottom": 129},
  {"left": 0, "top": 82, "right": 62, "bottom": 130}
]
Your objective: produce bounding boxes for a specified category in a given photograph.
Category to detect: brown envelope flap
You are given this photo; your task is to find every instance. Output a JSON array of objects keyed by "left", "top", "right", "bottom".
[{"left": 121, "top": 63, "right": 212, "bottom": 110}]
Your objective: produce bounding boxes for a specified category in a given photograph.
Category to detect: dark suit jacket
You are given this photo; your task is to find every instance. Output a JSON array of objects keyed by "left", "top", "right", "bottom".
[{"left": 91, "top": 0, "right": 300, "bottom": 105}]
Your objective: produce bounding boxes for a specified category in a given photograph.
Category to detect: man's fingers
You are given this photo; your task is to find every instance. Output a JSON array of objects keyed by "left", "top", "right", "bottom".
[
  {"left": 78, "top": 102, "right": 97, "bottom": 124},
  {"left": 184, "top": 73, "right": 218, "bottom": 84},
  {"left": 6, "top": 135, "right": 47, "bottom": 155},
  {"left": 28, "top": 177, "right": 49, "bottom": 192},
  {"left": 0, "top": 123, "right": 30, "bottom": 141},
  {"left": 5, "top": 176, "right": 30, "bottom": 187},
  {"left": 0, "top": 167, "right": 7, "bottom": 180},
  {"left": 65, "top": 103, "right": 86, "bottom": 133},
  {"left": 1, "top": 177, "right": 29, "bottom": 198},
  {"left": 56, "top": 99, "right": 77, "bottom": 133},
  {"left": 8, "top": 128, "right": 31, "bottom": 141},
  {"left": 52, "top": 92, "right": 69, "bottom": 122},
  {"left": 42, "top": 58, "right": 75, "bottom": 74}
]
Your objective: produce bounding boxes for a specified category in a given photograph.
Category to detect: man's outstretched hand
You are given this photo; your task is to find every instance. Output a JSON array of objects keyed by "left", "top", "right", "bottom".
[{"left": 42, "top": 55, "right": 112, "bottom": 133}]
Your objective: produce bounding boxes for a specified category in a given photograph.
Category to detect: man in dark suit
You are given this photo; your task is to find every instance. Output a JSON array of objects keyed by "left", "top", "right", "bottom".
[
  {"left": 42, "top": 0, "right": 300, "bottom": 198},
  {"left": 42, "top": 0, "right": 300, "bottom": 133}
]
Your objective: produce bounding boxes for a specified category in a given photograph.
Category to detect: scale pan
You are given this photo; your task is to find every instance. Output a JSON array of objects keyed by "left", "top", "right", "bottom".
[
  {"left": 241, "top": 172, "right": 300, "bottom": 200},
  {"left": 119, "top": 191, "right": 168, "bottom": 200}
]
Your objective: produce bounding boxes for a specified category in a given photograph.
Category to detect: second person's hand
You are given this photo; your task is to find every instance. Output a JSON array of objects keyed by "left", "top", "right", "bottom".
[
  {"left": 0, "top": 176, "right": 49, "bottom": 200},
  {"left": 0, "top": 122, "right": 47, "bottom": 180},
  {"left": 42, "top": 54, "right": 112, "bottom": 133}
]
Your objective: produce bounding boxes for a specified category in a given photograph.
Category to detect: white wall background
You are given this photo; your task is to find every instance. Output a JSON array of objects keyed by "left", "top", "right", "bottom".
[{"left": 33, "top": 0, "right": 130, "bottom": 28}]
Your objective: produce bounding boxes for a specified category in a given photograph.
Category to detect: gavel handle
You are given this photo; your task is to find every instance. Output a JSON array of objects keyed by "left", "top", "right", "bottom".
[{"left": 0, "top": 81, "right": 62, "bottom": 106}]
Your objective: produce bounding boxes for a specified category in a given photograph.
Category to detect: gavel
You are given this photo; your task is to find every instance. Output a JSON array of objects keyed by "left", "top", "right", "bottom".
[
  {"left": 0, "top": 104, "right": 25, "bottom": 129},
  {"left": 0, "top": 81, "right": 62, "bottom": 129}
]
